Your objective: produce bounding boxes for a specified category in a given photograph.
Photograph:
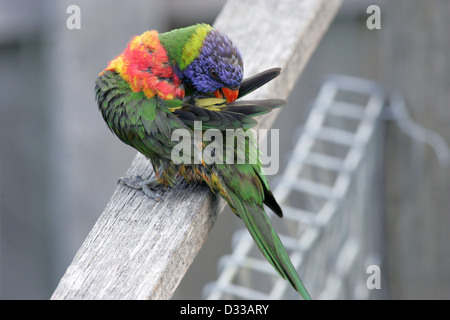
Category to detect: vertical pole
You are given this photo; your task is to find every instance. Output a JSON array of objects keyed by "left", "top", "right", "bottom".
[{"left": 382, "top": 0, "right": 450, "bottom": 299}]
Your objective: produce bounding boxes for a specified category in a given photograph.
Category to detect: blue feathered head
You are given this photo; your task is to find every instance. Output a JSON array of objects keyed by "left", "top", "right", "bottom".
[{"left": 183, "top": 28, "right": 243, "bottom": 102}]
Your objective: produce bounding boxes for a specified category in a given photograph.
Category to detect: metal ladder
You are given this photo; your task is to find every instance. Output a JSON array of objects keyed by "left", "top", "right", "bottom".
[{"left": 203, "top": 75, "right": 387, "bottom": 299}]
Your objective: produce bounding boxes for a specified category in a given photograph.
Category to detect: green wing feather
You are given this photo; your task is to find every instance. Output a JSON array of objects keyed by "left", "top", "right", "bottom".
[
  {"left": 172, "top": 99, "right": 286, "bottom": 130},
  {"left": 96, "top": 71, "right": 186, "bottom": 162}
]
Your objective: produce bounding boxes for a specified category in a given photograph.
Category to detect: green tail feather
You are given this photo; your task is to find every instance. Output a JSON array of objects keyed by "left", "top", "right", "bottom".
[{"left": 229, "top": 192, "right": 312, "bottom": 300}]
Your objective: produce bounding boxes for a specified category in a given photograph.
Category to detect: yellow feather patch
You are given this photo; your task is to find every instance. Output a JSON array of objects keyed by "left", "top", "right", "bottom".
[{"left": 194, "top": 97, "right": 227, "bottom": 109}]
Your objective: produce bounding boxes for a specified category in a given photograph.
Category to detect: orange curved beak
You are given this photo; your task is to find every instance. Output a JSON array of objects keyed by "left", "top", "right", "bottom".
[{"left": 214, "top": 87, "right": 239, "bottom": 103}]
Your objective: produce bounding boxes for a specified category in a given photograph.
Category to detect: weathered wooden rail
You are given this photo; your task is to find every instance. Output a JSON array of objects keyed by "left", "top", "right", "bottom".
[{"left": 51, "top": 0, "right": 342, "bottom": 300}]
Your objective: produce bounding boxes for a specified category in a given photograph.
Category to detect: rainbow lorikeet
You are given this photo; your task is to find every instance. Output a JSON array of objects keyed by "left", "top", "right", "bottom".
[{"left": 95, "top": 23, "right": 311, "bottom": 300}]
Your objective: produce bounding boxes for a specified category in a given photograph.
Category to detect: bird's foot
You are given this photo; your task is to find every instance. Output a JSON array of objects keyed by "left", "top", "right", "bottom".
[{"left": 118, "top": 175, "right": 167, "bottom": 202}]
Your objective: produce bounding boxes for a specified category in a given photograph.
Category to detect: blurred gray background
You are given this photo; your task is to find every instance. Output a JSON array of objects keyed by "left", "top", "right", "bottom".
[{"left": 1, "top": 0, "right": 449, "bottom": 299}]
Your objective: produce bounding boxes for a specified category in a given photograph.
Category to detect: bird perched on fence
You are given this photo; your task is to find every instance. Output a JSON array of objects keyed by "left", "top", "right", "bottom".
[{"left": 95, "top": 23, "right": 311, "bottom": 300}]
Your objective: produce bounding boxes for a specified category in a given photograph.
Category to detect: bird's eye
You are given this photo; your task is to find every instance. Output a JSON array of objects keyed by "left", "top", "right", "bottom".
[{"left": 209, "top": 69, "right": 218, "bottom": 78}]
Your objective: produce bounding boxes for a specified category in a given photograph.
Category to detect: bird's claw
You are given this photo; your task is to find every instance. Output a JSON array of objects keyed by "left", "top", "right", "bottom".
[{"left": 118, "top": 175, "right": 165, "bottom": 202}]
